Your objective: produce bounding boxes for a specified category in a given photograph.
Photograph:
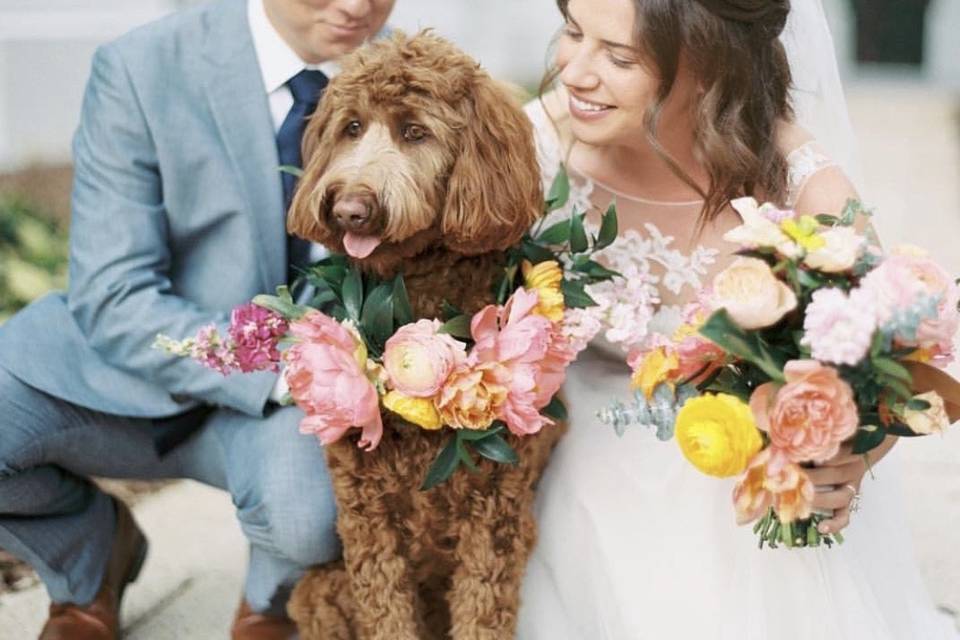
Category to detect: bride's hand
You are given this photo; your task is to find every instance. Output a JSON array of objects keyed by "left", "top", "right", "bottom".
[{"left": 804, "top": 435, "right": 898, "bottom": 535}]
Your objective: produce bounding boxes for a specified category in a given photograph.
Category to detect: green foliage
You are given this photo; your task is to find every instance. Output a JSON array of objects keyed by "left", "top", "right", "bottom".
[{"left": 0, "top": 196, "right": 69, "bottom": 322}]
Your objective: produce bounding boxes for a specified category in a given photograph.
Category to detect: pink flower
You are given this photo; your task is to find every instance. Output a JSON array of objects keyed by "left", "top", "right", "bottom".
[
  {"left": 285, "top": 311, "right": 382, "bottom": 451},
  {"left": 750, "top": 360, "right": 859, "bottom": 463},
  {"left": 191, "top": 324, "right": 236, "bottom": 374},
  {"left": 733, "top": 448, "right": 815, "bottom": 525},
  {"left": 860, "top": 248, "right": 960, "bottom": 353},
  {"left": 227, "top": 303, "right": 288, "bottom": 373},
  {"left": 800, "top": 287, "right": 876, "bottom": 366},
  {"left": 382, "top": 319, "right": 466, "bottom": 397},
  {"left": 470, "top": 288, "right": 558, "bottom": 436}
]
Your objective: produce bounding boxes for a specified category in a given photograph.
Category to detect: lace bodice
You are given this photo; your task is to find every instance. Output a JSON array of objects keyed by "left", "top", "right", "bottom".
[{"left": 525, "top": 100, "right": 837, "bottom": 354}]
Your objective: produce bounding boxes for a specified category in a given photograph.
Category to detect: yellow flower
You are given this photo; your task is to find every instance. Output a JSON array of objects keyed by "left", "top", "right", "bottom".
[
  {"left": 382, "top": 391, "right": 442, "bottom": 430},
  {"left": 630, "top": 346, "right": 679, "bottom": 399},
  {"left": 522, "top": 260, "right": 565, "bottom": 322},
  {"left": 675, "top": 393, "right": 764, "bottom": 478},
  {"left": 780, "top": 215, "right": 826, "bottom": 252}
]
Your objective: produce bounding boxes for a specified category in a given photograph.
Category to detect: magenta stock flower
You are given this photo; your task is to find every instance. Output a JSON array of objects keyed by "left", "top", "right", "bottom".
[
  {"left": 227, "top": 303, "right": 288, "bottom": 373},
  {"left": 285, "top": 311, "right": 383, "bottom": 451}
]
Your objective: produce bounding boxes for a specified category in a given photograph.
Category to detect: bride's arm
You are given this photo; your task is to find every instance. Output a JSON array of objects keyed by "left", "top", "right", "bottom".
[{"left": 793, "top": 168, "right": 896, "bottom": 535}]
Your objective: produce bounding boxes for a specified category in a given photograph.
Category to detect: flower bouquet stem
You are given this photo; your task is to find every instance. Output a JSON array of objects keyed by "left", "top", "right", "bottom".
[{"left": 753, "top": 508, "right": 843, "bottom": 549}]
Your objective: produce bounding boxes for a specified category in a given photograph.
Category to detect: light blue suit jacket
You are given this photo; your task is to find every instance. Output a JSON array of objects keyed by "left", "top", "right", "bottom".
[{"left": 0, "top": 0, "right": 288, "bottom": 419}]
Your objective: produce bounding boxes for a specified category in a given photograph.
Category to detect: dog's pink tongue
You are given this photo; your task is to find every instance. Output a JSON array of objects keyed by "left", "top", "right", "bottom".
[{"left": 343, "top": 232, "right": 383, "bottom": 259}]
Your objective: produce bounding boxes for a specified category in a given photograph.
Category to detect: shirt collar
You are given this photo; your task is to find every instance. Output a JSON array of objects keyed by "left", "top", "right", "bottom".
[{"left": 247, "top": 0, "right": 340, "bottom": 95}]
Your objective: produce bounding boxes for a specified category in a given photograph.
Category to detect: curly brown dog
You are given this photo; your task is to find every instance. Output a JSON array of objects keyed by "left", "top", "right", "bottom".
[{"left": 285, "top": 32, "right": 564, "bottom": 640}]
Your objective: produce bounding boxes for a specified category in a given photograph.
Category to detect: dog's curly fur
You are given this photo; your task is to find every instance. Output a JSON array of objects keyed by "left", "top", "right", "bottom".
[{"left": 285, "top": 32, "right": 565, "bottom": 639}]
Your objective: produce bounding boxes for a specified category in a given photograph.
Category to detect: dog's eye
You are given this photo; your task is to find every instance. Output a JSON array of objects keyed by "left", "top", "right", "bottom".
[
  {"left": 345, "top": 120, "right": 362, "bottom": 138},
  {"left": 401, "top": 124, "right": 428, "bottom": 143}
]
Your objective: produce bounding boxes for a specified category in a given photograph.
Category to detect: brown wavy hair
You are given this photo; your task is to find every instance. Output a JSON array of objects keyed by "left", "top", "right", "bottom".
[{"left": 546, "top": 0, "right": 794, "bottom": 222}]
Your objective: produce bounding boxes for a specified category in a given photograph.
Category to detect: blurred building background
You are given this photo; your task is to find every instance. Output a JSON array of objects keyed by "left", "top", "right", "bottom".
[{"left": 1, "top": 1, "right": 958, "bottom": 636}]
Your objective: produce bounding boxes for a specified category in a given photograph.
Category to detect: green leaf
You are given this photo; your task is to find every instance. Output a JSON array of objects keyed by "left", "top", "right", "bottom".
[
  {"left": 885, "top": 421, "right": 926, "bottom": 437},
  {"left": 360, "top": 283, "right": 395, "bottom": 348},
  {"left": 561, "top": 279, "right": 597, "bottom": 309},
  {"left": 698, "top": 309, "right": 785, "bottom": 382},
  {"left": 472, "top": 434, "right": 519, "bottom": 465},
  {"left": 459, "top": 423, "right": 505, "bottom": 441},
  {"left": 278, "top": 164, "right": 304, "bottom": 178},
  {"left": 536, "top": 219, "right": 571, "bottom": 245},
  {"left": 457, "top": 438, "right": 480, "bottom": 473},
  {"left": 871, "top": 357, "right": 914, "bottom": 384},
  {"left": 392, "top": 275, "right": 414, "bottom": 327},
  {"left": 574, "top": 259, "right": 620, "bottom": 281},
  {"left": 879, "top": 375, "right": 914, "bottom": 401},
  {"left": 441, "top": 300, "right": 463, "bottom": 321},
  {"left": 542, "top": 395, "right": 568, "bottom": 421},
  {"left": 252, "top": 294, "right": 308, "bottom": 320},
  {"left": 421, "top": 436, "right": 462, "bottom": 490},
  {"left": 521, "top": 240, "right": 557, "bottom": 264},
  {"left": 851, "top": 424, "right": 887, "bottom": 454},
  {"left": 569, "top": 212, "right": 588, "bottom": 253},
  {"left": 596, "top": 201, "right": 619, "bottom": 250},
  {"left": 545, "top": 167, "right": 570, "bottom": 212},
  {"left": 815, "top": 214, "right": 839, "bottom": 227},
  {"left": 342, "top": 267, "right": 363, "bottom": 322},
  {"left": 906, "top": 398, "right": 932, "bottom": 411},
  {"left": 438, "top": 314, "right": 472, "bottom": 339},
  {"left": 796, "top": 269, "right": 824, "bottom": 289}
]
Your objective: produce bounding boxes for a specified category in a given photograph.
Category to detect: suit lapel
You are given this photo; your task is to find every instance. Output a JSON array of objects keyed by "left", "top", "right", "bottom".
[{"left": 200, "top": 0, "right": 286, "bottom": 292}]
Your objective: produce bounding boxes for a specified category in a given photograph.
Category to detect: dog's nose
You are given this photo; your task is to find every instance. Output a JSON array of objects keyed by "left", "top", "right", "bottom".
[{"left": 332, "top": 193, "right": 374, "bottom": 229}]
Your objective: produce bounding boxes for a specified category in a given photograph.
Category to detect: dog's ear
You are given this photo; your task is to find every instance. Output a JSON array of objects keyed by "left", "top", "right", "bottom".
[
  {"left": 441, "top": 75, "right": 543, "bottom": 255},
  {"left": 287, "top": 96, "right": 338, "bottom": 245}
]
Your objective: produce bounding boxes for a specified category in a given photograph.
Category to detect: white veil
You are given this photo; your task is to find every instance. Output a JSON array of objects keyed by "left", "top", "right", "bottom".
[{"left": 779, "top": 0, "right": 863, "bottom": 187}]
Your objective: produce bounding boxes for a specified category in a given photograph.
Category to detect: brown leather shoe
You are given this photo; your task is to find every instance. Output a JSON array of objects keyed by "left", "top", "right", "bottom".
[
  {"left": 38, "top": 499, "right": 148, "bottom": 640},
  {"left": 231, "top": 600, "right": 297, "bottom": 640}
]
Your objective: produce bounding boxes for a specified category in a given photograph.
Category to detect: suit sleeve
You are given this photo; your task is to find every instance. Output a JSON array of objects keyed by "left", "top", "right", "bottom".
[{"left": 66, "top": 44, "right": 277, "bottom": 417}]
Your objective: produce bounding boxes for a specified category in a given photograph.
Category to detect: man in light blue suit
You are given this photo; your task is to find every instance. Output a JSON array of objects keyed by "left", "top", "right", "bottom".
[{"left": 0, "top": 1, "right": 395, "bottom": 638}]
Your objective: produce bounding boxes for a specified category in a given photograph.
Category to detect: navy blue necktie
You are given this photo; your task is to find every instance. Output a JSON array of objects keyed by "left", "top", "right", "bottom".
[{"left": 277, "top": 69, "right": 328, "bottom": 282}]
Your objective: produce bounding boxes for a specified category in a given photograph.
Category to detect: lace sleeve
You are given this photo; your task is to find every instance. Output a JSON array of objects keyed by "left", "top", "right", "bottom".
[{"left": 785, "top": 141, "right": 837, "bottom": 209}]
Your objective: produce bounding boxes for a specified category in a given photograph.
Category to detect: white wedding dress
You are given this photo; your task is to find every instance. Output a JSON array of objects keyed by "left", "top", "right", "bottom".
[{"left": 515, "top": 100, "right": 959, "bottom": 640}]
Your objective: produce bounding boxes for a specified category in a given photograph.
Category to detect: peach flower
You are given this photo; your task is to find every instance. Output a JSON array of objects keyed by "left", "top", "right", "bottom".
[
  {"left": 750, "top": 360, "right": 859, "bottom": 463},
  {"left": 712, "top": 257, "right": 797, "bottom": 330},
  {"left": 733, "top": 448, "right": 815, "bottom": 525},
  {"left": 436, "top": 362, "right": 508, "bottom": 430},
  {"left": 285, "top": 311, "right": 383, "bottom": 451},
  {"left": 382, "top": 318, "right": 466, "bottom": 397}
]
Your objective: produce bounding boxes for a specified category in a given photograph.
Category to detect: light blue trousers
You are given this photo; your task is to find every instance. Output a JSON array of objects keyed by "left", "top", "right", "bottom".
[{"left": 0, "top": 367, "right": 340, "bottom": 615}]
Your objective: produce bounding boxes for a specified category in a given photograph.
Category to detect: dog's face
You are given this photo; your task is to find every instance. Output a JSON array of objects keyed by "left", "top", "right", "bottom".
[{"left": 288, "top": 32, "right": 543, "bottom": 273}]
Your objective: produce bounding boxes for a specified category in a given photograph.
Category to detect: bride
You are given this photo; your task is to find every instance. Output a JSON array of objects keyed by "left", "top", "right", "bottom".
[{"left": 516, "top": 0, "right": 958, "bottom": 638}]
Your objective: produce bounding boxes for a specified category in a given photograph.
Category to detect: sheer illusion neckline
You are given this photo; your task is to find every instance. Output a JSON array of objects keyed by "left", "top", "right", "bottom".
[{"left": 582, "top": 173, "right": 706, "bottom": 207}]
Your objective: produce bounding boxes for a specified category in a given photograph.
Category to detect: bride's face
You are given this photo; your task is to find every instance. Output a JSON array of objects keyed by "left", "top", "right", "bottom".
[{"left": 555, "top": 0, "right": 695, "bottom": 148}]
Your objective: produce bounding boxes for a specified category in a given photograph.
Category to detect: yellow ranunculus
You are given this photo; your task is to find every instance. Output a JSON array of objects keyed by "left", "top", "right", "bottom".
[
  {"left": 630, "top": 346, "right": 679, "bottom": 399},
  {"left": 522, "top": 259, "right": 565, "bottom": 322},
  {"left": 675, "top": 393, "right": 763, "bottom": 478},
  {"left": 382, "top": 391, "right": 442, "bottom": 430},
  {"left": 780, "top": 215, "right": 826, "bottom": 252}
]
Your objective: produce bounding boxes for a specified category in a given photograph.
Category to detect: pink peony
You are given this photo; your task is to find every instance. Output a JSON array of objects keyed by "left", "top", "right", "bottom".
[
  {"left": 470, "top": 288, "right": 557, "bottom": 436},
  {"left": 285, "top": 311, "right": 382, "bottom": 451},
  {"left": 860, "top": 248, "right": 960, "bottom": 353},
  {"left": 228, "top": 303, "right": 288, "bottom": 373},
  {"left": 382, "top": 319, "right": 466, "bottom": 398},
  {"left": 800, "top": 287, "right": 876, "bottom": 366},
  {"left": 750, "top": 360, "right": 859, "bottom": 463}
]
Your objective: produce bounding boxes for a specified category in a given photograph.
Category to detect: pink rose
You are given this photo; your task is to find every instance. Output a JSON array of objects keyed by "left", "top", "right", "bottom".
[
  {"left": 860, "top": 249, "right": 960, "bottom": 353},
  {"left": 750, "top": 360, "right": 859, "bottom": 463},
  {"left": 285, "top": 311, "right": 382, "bottom": 451},
  {"left": 383, "top": 319, "right": 466, "bottom": 398}
]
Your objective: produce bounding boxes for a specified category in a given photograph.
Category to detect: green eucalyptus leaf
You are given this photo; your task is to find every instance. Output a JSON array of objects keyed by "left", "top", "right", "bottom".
[
  {"left": 342, "top": 267, "right": 363, "bottom": 322},
  {"left": 596, "top": 201, "right": 619, "bottom": 250},
  {"left": 472, "top": 434, "right": 519, "bottom": 465},
  {"left": 421, "top": 436, "right": 461, "bottom": 490},
  {"left": 569, "top": 212, "right": 588, "bottom": 253}
]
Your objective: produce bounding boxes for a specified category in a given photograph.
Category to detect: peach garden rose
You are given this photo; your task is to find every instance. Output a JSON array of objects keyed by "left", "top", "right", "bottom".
[{"left": 712, "top": 257, "right": 798, "bottom": 330}]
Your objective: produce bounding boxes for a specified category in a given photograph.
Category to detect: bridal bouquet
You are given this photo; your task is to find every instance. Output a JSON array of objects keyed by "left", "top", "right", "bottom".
[
  {"left": 600, "top": 197, "right": 960, "bottom": 548},
  {"left": 156, "top": 170, "right": 618, "bottom": 488}
]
